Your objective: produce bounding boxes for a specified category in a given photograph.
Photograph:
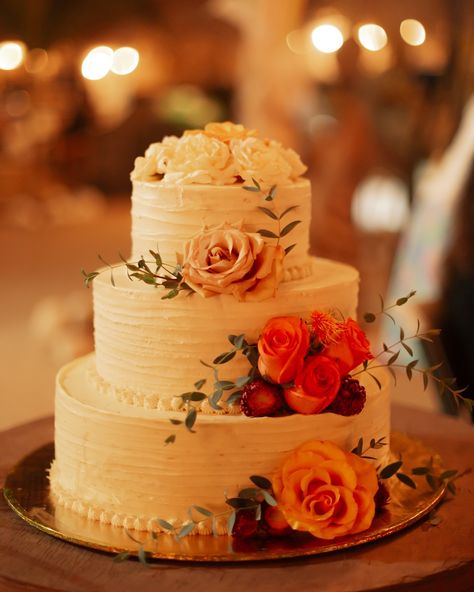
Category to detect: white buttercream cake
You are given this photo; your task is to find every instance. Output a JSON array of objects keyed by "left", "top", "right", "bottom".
[{"left": 49, "top": 123, "right": 392, "bottom": 536}]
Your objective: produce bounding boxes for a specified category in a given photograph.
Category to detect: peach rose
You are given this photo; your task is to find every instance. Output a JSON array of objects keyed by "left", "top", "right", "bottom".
[
  {"left": 324, "top": 318, "right": 373, "bottom": 375},
  {"left": 284, "top": 355, "right": 341, "bottom": 414},
  {"left": 185, "top": 121, "right": 258, "bottom": 143},
  {"left": 258, "top": 316, "right": 310, "bottom": 384},
  {"left": 182, "top": 223, "right": 284, "bottom": 301},
  {"left": 273, "top": 440, "right": 378, "bottom": 540}
]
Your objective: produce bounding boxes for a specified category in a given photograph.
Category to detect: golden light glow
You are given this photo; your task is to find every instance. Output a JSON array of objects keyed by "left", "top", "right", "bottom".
[
  {"left": 357, "top": 24, "right": 388, "bottom": 52},
  {"left": 0, "top": 41, "right": 25, "bottom": 71},
  {"left": 111, "top": 47, "right": 139, "bottom": 75},
  {"left": 311, "top": 24, "right": 344, "bottom": 54},
  {"left": 400, "top": 19, "right": 426, "bottom": 46},
  {"left": 81, "top": 46, "right": 114, "bottom": 80},
  {"left": 286, "top": 30, "right": 308, "bottom": 55},
  {"left": 25, "top": 48, "right": 49, "bottom": 74}
]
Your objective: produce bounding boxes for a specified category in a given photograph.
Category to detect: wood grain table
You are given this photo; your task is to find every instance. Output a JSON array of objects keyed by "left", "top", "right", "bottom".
[{"left": 1, "top": 406, "right": 473, "bottom": 592}]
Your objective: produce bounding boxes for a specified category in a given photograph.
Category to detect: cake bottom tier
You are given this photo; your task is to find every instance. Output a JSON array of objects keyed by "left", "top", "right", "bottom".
[{"left": 50, "top": 354, "right": 391, "bottom": 535}]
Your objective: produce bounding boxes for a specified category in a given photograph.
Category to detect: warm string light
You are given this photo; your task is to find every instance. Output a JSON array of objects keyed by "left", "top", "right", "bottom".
[
  {"left": 357, "top": 24, "right": 388, "bottom": 52},
  {"left": 400, "top": 19, "right": 426, "bottom": 46},
  {"left": 310, "top": 24, "right": 344, "bottom": 53},
  {"left": 81, "top": 45, "right": 139, "bottom": 80},
  {"left": 0, "top": 41, "right": 25, "bottom": 70}
]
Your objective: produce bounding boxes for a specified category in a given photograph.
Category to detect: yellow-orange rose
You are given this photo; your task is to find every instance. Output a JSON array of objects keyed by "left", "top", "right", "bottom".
[
  {"left": 273, "top": 440, "right": 378, "bottom": 540},
  {"left": 324, "top": 318, "right": 373, "bottom": 375},
  {"left": 258, "top": 316, "right": 310, "bottom": 384},
  {"left": 185, "top": 121, "right": 258, "bottom": 143},
  {"left": 182, "top": 223, "right": 284, "bottom": 301}
]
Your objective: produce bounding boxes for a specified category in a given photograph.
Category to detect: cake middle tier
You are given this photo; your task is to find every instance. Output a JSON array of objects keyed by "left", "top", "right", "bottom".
[{"left": 92, "top": 257, "right": 359, "bottom": 406}]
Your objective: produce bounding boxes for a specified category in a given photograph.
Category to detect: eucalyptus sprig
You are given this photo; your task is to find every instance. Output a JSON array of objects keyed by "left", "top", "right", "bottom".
[
  {"left": 358, "top": 294, "right": 471, "bottom": 413},
  {"left": 164, "top": 334, "right": 258, "bottom": 444},
  {"left": 351, "top": 436, "right": 387, "bottom": 460},
  {"left": 243, "top": 178, "right": 301, "bottom": 255},
  {"left": 113, "top": 473, "right": 276, "bottom": 562}
]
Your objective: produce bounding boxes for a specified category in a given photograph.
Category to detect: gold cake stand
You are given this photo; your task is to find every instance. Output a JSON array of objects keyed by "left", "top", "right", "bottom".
[{"left": 3, "top": 432, "right": 446, "bottom": 562}]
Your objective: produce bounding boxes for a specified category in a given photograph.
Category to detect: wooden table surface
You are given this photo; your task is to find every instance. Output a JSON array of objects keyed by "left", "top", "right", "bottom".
[{"left": 1, "top": 407, "right": 473, "bottom": 592}]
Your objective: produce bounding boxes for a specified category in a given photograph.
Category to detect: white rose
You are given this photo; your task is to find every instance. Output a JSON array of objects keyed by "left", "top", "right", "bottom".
[
  {"left": 231, "top": 138, "right": 306, "bottom": 186},
  {"left": 163, "top": 133, "right": 237, "bottom": 185},
  {"left": 131, "top": 136, "right": 178, "bottom": 181}
]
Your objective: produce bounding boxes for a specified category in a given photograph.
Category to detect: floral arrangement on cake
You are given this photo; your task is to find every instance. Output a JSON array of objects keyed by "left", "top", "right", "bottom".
[{"left": 131, "top": 121, "right": 307, "bottom": 186}]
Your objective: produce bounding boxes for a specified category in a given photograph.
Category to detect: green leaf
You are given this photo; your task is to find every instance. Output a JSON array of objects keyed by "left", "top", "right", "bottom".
[
  {"left": 440, "top": 469, "right": 458, "bottom": 480},
  {"left": 367, "top": 372, "right": 382, "bottom": 390},
  {"left": 113, "top": 551, "right": 130, "bottom": 562},
  {"left": 194, "top": 379, "right": 206, "bottom": 390},
  {"left": 227, "top": 511, "right": 236, "bottom": 534},
  {"left": 279, "top": 205, "right": 298, "bottom": 219},
  {"left": 426, "top": 473, "right": 439, "bottom": 490},
  {"left": 380, "top": 460, "right": 403, "bottom": 479},
  {"left": 161, "top": 288, "right": 180, "bottom": 300},
  {"left": 226, "top": 497, "right": 257, "bottom": 509},
  {"left": 164, "top": 434, "right": 176, "bottom": 445},
  {"left": 284, "top": 243, "right": 297, "bottom": 256},
  {"left": 226, "top": 390, "right": 242, "bottom": 405},
  {"left": 250, "top": 475, "right": 272, "bottom": 489},
  {"left": 238, "top": 487, "right": 260, "bottom": 499},
  {"left": 169, "top": 418, "right": 182, "bottom": 425},
  {"left": 185, "top": 407, "right": 197, "bottom": 432},
  {"left": 181, "top": 391, "right": 207, "bottom": 402},
  {"left": 412, "top": 466, "right": 429, "bottom": 475},
  {"left": 149, "top": 250, "right": 162, "bottom": 268},
  {"left": 192, "top": 505, "right": 213, "bottom": 518},
  {"left": 177, "top": 522, "right": 195, "bottom": 539},
  {"left": 262, "top": 490, "right": 278, "bottom": 506},
  {"left": 400, "top": 327, "right": 405, "bottom": 341},
  {"left": 364, "top": 312, "right": 376, "bottom": 323},
  {"left": 447, "top": 481, "right": 457, "bottom": 495},
  {"left": 280, "top": 220, "right": 302, "bottom": 237},
  {"left": 158, "top": 519, "right": 175, "bottom": 531},
  {"left": 396, "top": 297, "right": 408, "bottom": 306},
  {"left": 402, "top": 342, "right": 414, "bottom": 356},
  {"left": 243, "top": 185, "right": 260, "bottom": 193},
  {"left": 258, "top": 229, "right": 279, "bottom": 239},
  {"left": 213, "top": 350, "right": 236, "bottom": 365},
  {"left": 423, "top": 373, "right": 429, "bottom": 391},
  {"left": 215, "top": 380, "right": 235, "bottom": 391},
  {"left": 396, "top": 473, "right": 416, "bottom": 488},
  {"left": 268, "top": 184, "right": 277, "bottom": 199},
  {"left": 387, "top": 351, "right": 400, "bottom": 366},
  {"left": 137, "top": 547, "right": 148, "bottom": 566},
  {"left": 352, "top": 438, "right": 363, "bottom": 456},
  {"left": 251, "top": 177, "right": 261, "bottom": 190},
  {"left": 200, "top": 360, "right": 214, "bottom": 369},
  {"left": 257, "top": 206, "right": 278, "bottom": 220},
  {"left": 235, "top": 375, "right": 252, "bottom": 388}
]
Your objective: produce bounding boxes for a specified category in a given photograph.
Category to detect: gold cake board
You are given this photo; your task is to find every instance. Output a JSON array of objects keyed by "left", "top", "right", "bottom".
[{"left": 2, "top": 432, "right": 446, "bottom": 562}]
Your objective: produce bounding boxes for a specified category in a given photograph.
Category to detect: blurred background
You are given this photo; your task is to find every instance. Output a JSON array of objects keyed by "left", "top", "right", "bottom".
[{"left": 1, "top": 0, "right": 473, "bottom": 429}]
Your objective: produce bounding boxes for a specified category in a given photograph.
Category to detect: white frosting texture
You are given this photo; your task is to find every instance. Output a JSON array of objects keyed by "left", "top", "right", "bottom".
[
  {"left": 130, "top": 179, "right": 312, "bottom": 281},
  {"left": 51, "top": 355, "right": 391, "bottom": 533},
  {"left": 92, "top": 258, "right": 359, "bottom": 405}
]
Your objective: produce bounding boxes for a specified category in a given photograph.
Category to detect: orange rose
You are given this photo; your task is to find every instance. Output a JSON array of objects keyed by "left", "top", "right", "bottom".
[
  {"left": 273, "top": 440, "right": 378, "bottom": 540},
  {"left": 284, "top": 355, "right": 340, "bottom": 414},
  {"left": 258, "top": 316, "right": 310, "bottom": 384},
  {"left": 324, "top": 318, "right": 373, "bottom": 375}
]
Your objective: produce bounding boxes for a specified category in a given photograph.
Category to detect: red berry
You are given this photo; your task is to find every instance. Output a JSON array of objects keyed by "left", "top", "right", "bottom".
[
  {"left": 328, "top": 376, "right": 366, "bottom": 416},
  {"left": 231, "top": 509, "right": 259, "bottom": 538},
  {"left": 240, "top": 379, "right": 284, "bottom": 417},
  {"left": 374, "top": 480, "right": 390, "bottom": 512},
  {"left": 261, "top": 503, "right": 292, "bottom": 536}
]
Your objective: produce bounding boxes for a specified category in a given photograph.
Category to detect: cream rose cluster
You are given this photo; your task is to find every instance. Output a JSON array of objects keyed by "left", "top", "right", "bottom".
[
  {"left": 181, "top": 222, "right": 284, "bottom": 301},
  {"left": 131, "top": 122, "right": 306, "bottom": 186}
]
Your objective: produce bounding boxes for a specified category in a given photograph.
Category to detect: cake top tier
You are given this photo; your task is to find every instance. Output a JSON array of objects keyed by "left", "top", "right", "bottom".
[{"left": 131, "top": 121, "right": 307, "bottom": 186}]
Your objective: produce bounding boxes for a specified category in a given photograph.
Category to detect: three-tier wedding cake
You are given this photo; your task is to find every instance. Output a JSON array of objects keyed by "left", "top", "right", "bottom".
[{"left": 49, "top": 123, "right": 391, "bottom": 539}]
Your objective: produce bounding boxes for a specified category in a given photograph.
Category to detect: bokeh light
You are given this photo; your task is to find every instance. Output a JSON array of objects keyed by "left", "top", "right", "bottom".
[
  {"left": 357, "top": 24, "right": 388, "bottom": 52},
  {"left": 0, "top": 42, "right": 25, "bottom": 71},
  {"left": 111, "top": 47, "right": 140, "bottom": 75},
  {"left": 311, "top": 24, "right": 344, "bottom": 54},
  {"left": 24, "top": 48, "right": 49, "bottom": 74},
  {"left": 81, "top": 46, "right": 114, "bottom": 80},
  {"left": 400, "top": 19, "right": 426, "bottom": 46}
]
